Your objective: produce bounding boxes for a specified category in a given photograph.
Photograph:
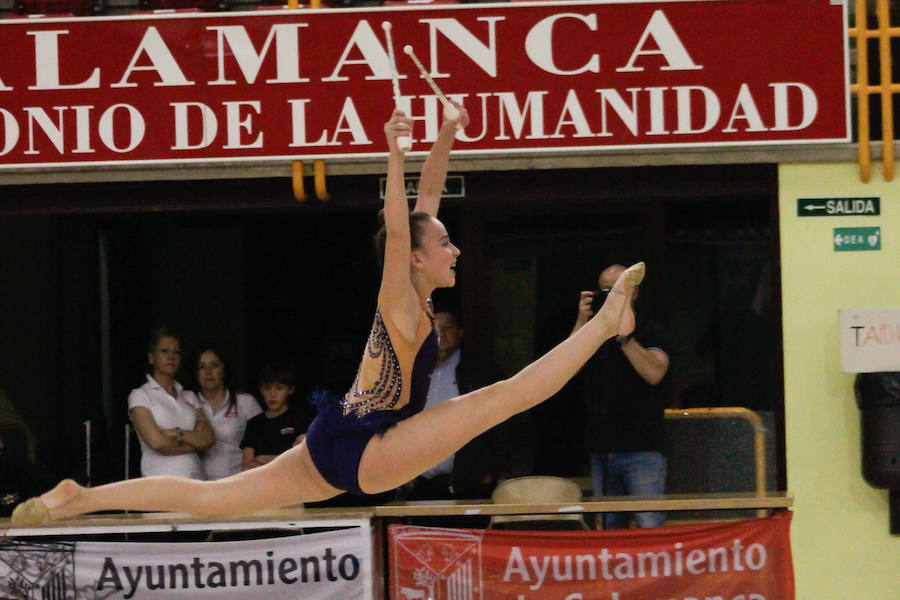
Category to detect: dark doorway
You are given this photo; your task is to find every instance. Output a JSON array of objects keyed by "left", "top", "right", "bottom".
[{"left": 0, "top": 163, "right": 784, "bottom": 491}]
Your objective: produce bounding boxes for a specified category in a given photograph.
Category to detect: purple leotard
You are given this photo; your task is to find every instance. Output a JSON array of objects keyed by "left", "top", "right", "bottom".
[{"left": 306, "top": 308, "right": 438, "bottom": 494}]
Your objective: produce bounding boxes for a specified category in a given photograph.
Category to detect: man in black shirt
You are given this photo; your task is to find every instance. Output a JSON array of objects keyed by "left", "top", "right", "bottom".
[{"left": 572, "top": 264, "right": 672, "bottom": 529}]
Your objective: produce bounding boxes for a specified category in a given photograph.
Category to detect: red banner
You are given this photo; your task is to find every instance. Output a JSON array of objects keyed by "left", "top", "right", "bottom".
[
  {"left": 0, "top": 0, "right": 848, "bottom": 168},
  {"left": 389, "top": 512, "right": 794, "bottom": 600}
]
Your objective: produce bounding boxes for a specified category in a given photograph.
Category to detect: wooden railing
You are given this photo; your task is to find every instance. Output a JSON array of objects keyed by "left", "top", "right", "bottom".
[{"left": 0, "top": 492, "right": 793, "bottom": 537}]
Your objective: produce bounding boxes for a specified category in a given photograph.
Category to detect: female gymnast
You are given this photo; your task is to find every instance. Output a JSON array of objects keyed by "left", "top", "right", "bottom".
[{"left": 11, "top": 108, "right": 644, "bottom": 527}]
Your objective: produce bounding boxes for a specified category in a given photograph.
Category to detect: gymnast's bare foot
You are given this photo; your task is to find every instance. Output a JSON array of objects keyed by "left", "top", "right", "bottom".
[
  {"left": 11, "top": 479, "right": 83, "bottom": 527},
  {"left": 608, "top": 261, "right": 644, "bottom": 336}
]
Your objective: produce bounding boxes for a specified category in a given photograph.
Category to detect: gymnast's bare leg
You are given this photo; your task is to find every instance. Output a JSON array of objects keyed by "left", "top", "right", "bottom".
[
  {"left": 12, "top": 442, "right": 341, "bottom": 525},
  {"left": 356, "top": 260, "right": 643, "bottom": 494},
  {"left": 11, "top": 262, "right": 641, "bottom": 526}
]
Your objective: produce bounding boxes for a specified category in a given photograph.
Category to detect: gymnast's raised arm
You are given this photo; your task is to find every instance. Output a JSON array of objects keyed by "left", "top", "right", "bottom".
[
  {"left": 413, "top": 100, "right": 468, "bottom": 217},
  {"left": 378, "top": 110, "right": 421, "bottom": 334}
]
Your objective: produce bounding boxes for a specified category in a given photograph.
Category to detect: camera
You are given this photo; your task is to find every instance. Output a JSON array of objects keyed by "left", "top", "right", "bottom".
[{"left": 590, "top": 287, "right": 611, "bottom": 314}]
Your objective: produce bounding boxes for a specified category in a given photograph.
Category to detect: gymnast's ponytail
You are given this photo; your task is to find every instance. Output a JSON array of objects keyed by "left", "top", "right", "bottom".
[{"left": 373, "top": 209, "right": 432, "bottom": 269}]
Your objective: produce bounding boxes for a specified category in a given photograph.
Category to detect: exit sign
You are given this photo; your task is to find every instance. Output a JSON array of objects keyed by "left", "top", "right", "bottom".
[
  {"left": 798, "top": 197, "right": 880, "bottom": 217},
  {"left": 833, "top": 227, "right": 882, "bottom": 251}
]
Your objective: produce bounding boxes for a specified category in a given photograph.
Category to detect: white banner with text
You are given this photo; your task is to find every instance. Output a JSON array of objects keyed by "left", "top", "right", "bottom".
[{"left": 0, "top": 526, "right": 373, "bottom": 600}]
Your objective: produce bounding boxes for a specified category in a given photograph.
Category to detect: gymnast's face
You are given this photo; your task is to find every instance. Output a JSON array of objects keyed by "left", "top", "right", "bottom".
[{"left": 412, "top": 217, "right": 460, "bottom": 288}]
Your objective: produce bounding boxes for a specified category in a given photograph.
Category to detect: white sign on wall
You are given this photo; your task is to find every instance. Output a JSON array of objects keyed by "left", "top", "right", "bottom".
[
  {"left": 839, "top": 309, "right": 900, "bottom": 373},
  {"left": 0, "top": 527, "right": 373, "bottom": 600}
]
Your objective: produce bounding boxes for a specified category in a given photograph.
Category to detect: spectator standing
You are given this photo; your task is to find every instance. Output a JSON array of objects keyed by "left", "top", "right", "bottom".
[
  {"left": 572, "top": 264, "right": 672, "bottom": 528},
  {"left": 240, "top": 361, "right": 313, "bottom": 470},
  {"left": 128, "top": 328, "right": 214, "bottom": 479},
  {"left": 402, "top": 310, "right": 533, "bottom": 500},
  {"left": 194, "top": 346, "right": 262, "bottom": 480}
]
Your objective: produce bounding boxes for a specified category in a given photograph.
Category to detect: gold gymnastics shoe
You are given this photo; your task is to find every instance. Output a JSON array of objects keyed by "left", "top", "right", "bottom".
[{"left": 10, "top": 497, "right": 50, "bottom": 528}]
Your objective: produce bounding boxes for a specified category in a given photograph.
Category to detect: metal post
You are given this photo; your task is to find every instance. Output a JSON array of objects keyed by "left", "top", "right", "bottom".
[
  {"left": 124, "top": 423, "right": 131, "bottom": 481},
  {"left": 84, "top": 420, "right": 91, "bottom": 487}
]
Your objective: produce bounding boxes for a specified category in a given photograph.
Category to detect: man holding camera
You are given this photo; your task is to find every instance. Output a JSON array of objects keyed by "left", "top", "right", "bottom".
[{"left": 572, "top": 263, "right": 672, "bottom": 529}]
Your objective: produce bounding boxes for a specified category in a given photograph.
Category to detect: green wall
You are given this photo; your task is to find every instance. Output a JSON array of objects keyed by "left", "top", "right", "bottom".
[{"left": 779, "top": 162, "right": 900, "bottom": 598}]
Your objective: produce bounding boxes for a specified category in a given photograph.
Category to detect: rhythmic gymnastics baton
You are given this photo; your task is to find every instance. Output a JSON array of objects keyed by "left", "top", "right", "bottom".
[
  {"left": 381, "top": 22, "right": 412, "bottom": 153},
  {"left": 403, "top": 44, "right": 462, "bottom": 129}
]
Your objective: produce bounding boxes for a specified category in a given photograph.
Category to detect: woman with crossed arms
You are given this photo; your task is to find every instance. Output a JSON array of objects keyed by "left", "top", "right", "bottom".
[{"left": 130, "top": 328, "right": 213, "bottom": 480}]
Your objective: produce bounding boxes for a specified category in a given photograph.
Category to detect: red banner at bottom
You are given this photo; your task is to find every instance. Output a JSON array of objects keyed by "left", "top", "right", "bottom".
[{"left": 390, "top": 511, "right": 794, "bottom": 600}]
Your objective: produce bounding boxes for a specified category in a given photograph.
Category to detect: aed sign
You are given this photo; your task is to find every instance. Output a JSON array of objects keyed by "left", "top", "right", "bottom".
[
  {"left": 797, "top": 197, "right": 880, "bottom": 217},
  {"left": 833, "top": 227, "right": 881, "bottom": 251},
  {"left": 840, "top": 309, "right": 900, "bottom": 373}
]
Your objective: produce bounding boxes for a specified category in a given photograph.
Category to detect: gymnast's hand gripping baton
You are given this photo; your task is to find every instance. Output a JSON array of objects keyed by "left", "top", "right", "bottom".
[
  {"left": 381, "top": 22, "right": 412, "bottom": 152},
  {"left": 403, "top": 44, "right": 462, "bottom": 129}
]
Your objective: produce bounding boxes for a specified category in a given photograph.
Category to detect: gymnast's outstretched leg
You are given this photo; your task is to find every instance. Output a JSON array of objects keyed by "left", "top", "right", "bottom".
[
  {"left": 11, "top": 442, "right": 341, "bottom": 526},
  {"left": 14, "top": 262, "right": 643, "bottom": 524},
  {"left": 357, "top": 261, "right": 644, "bottom": 494}
]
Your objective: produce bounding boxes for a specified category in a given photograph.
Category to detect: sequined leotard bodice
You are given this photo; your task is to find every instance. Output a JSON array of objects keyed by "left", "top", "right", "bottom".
[
  {"left": 305, "top": 306, "right": 438, "bottom": 494},
  {"left": 316, "top": 307, "right": 438, "bottom": 435},
  {"left": 342, "top": 310, "right": 407, "bottom": 418}
]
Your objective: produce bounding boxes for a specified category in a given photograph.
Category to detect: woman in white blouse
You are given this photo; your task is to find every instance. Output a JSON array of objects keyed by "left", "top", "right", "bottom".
[
  {"left": 128, "top": 328, "right": 214, "bottom": 479},
  {"left": 193, "top": 346, "right": 261, "bottom": 480}
]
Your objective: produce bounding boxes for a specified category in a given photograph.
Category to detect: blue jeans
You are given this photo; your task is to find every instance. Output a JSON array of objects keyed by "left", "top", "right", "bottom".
[{"left": 590, "top": 451, "right": 667, "bottom": 529}]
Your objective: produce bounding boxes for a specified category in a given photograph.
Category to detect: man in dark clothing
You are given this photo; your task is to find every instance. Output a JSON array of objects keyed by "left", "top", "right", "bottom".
[
  {"left": 402, "top": 310, "right": 532, "bottom": 501},
  {"left": 572, "top": 264, "right": 672, "bottom": 529}
]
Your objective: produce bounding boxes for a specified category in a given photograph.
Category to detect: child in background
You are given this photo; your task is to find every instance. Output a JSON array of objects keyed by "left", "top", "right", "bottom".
[{"left": 240, "top": 361, "right": 313, "bottom": 470}]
